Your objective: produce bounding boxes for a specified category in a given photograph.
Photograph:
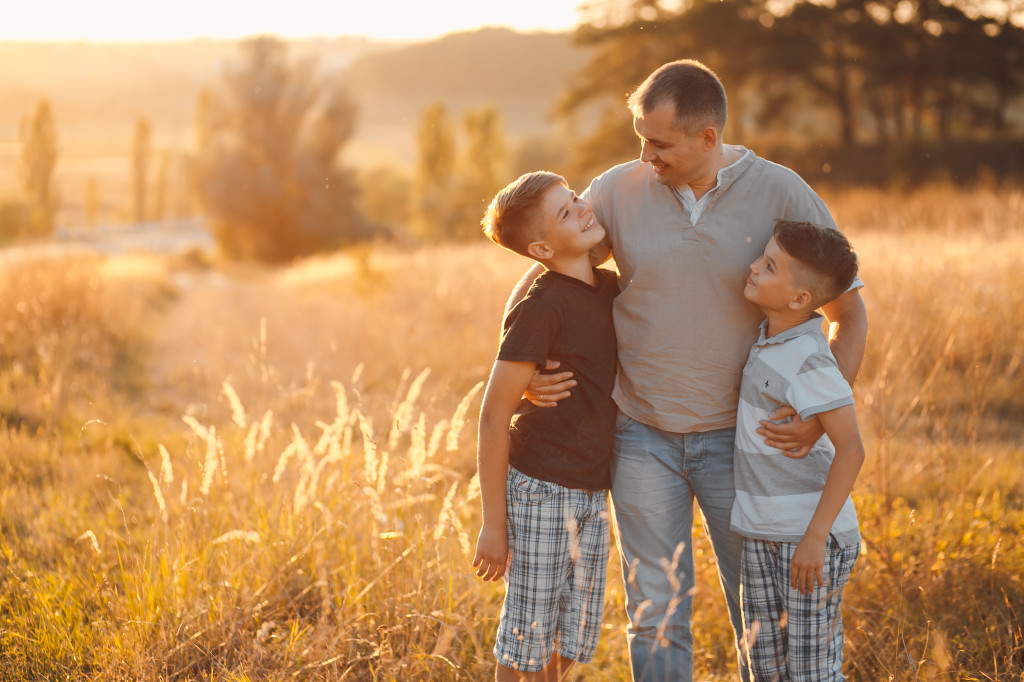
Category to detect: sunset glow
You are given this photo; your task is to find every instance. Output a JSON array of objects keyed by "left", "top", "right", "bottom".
[{"left": 1, "top": 0, "right": 584, "bottom": 42}]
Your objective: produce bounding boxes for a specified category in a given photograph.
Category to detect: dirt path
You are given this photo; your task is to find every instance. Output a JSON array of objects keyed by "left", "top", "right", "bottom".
[{"left": 145, "top": 266, "right": 275, "bottom": 417}]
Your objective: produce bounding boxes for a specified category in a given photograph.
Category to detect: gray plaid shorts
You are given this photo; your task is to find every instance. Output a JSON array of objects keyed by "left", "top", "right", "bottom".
[
  {"left": 741, "top": 535, "right": 860, "bottom": 681},
  {"left": 493, "top": 467, "right": 610, "bottom": 672}
]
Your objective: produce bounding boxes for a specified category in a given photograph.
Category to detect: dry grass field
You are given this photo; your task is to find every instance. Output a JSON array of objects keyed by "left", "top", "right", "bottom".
[{"left": 0, "top": 183, "right": 1022, "bottom": 680}]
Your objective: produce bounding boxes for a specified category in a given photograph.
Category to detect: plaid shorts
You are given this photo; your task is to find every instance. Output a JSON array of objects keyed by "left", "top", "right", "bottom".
[
  {"left": 493, "top": 467, "right": 610, "bottom": 672},
  {"left": 740, "top": 535, "right": 860, "bottom": 681}
]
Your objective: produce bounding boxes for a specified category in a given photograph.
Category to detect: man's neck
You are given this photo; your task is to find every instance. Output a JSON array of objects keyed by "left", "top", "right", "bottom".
[{"left": 690, "top": 144, "right": 743, "bottom": 200}]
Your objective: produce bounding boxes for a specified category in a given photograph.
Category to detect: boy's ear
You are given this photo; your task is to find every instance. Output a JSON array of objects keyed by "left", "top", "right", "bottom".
[
  {"left": 788, "top": 289, "right": 813, "bottom": 311},
  {"left": 527, "top": 240, "right": 553, "bottom": 261}
]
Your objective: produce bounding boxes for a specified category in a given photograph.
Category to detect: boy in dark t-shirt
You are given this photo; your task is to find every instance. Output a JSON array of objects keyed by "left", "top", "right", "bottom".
[{"left": 472, "top": 171, "right": 618, "bottom": 681}]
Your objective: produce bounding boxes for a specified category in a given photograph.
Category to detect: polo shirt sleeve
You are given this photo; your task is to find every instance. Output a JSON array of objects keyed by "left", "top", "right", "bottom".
[
  {"left": 496, "top": 297, "right": 559, "bottom": 367},
  {"left": 786, "top": 349, "right": 855, "bottom": 422}
]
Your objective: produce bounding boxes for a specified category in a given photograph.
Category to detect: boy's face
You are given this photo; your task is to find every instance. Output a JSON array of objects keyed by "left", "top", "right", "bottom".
[
  {"left": 745, "top": 237, "right": 805, "bottom": 310},
  {"left": 532, "top": 183, "right": 606, "bottom": 258}
]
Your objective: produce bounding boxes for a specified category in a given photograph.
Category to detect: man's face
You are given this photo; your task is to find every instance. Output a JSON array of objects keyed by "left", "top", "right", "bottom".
[
  {"left": 534, "top": 183, "right": 606, "bottom": 259},
  {"left": 633, "top": 101, "right": 709, "bottom": 189}
]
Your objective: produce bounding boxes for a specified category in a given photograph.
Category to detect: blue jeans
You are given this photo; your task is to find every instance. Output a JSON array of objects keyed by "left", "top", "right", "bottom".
[{"left": 611, "top": 413, "right": 746, "bottom": 681}]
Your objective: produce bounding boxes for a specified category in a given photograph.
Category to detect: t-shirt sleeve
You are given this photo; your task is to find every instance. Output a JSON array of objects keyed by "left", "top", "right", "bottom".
[
  {"left": 786, "top": 350, "right": 855, "bottom": 422},
  {"left": 496, "top": 297, "right": 559, "bottom": 366}
]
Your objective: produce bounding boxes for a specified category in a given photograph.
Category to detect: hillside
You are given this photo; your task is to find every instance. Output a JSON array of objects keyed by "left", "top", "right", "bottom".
[
  {"left": 0, "top": 29, "right": 589, "bottom": 212},
  {"left": 347, "top": 27, "right": 589, "bottom": 130}
]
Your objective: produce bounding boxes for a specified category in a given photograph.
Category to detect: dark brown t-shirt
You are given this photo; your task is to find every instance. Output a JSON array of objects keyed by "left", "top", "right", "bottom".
[{"left": 497, "top": 267, "right": 618, "bottom": 491}]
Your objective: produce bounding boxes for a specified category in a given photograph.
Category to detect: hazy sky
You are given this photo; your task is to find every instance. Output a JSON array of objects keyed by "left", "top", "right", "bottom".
[{"left": 1, "top": 0, "right": 586, "bottom": 42}]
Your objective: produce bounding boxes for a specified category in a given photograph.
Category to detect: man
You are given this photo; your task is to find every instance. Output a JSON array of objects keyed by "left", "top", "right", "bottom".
[{"left": 512, "top": 59, "right": 868, "bottom": 681}]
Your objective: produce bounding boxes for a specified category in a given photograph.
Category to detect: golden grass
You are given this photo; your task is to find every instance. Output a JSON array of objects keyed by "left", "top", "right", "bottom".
[{"left": 0, "top": 184, "right": 1022, "bottom": 680}]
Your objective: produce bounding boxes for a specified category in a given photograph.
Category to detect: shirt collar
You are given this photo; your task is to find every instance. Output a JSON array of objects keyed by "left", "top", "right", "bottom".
[
  {"left": 755, "top": 312, "right": 826, "bottom": 346},
  {"left": 672, "top": 146, "right": 755, "bottom": 212}
]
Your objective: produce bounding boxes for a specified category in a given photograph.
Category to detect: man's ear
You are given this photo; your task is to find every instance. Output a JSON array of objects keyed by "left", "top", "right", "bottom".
[
  {"left": 699, "top": 126, "right": 719, "bottom": 152},
  {"left": 527, "top": 240, "right": 553, "bottom": 261}
]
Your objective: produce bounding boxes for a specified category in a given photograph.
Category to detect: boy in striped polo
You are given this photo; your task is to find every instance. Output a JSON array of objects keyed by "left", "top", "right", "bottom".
[{"left": 731, "top": 219, "right": 865, "bottom": 681}]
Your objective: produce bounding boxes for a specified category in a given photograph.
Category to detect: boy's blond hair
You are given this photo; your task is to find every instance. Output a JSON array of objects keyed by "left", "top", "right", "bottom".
[
  {"left": 773, "top": 220, "right": 858, "bottom": 309},
  {"left": 481, "top": 171, "right": 566, "bottom": 258}
]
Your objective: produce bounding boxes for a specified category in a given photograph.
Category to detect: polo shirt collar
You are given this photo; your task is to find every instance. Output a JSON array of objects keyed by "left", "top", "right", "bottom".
[
  {"left": 673, "top": 146, "right": 755, "bottom": 220},
  {"left": 717, "top": 145, "right": 755, "bottom": 191},
  {"left": 756, "top": 312, "right": 826, "bottom": 345}
]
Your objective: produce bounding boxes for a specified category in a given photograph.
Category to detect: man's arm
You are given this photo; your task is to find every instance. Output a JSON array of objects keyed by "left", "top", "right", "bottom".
[
  {"left": 821, "top": 288, "right": 868, "bottom": 386},
  {"left": 472, "top": 359, "right": 536, "bottom": 582},
  {"left": 789, "top": 404, "right": 865, "bottom": 594},
  {"left": 758, "top": 288, "right": 868, "bottom": 455}
]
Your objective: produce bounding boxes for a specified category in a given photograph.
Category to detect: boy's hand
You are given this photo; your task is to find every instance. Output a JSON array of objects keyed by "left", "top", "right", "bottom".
[
  {"left": 757, "top": 406, "right": 824, "bottom": 458},
  {"left": 791, "top": 536, "right": 826, "bottom": 595},
  {"left": 523, "top": 360, "right": 576, "bottom": 408},
  {"left": 473, "top": 524, "right": 509, "bottom": 582}
]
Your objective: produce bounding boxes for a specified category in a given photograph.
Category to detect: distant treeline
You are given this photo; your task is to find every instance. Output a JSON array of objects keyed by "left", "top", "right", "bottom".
[{"left": 559, "top": 0, "right": 1024, "bottom": 185}]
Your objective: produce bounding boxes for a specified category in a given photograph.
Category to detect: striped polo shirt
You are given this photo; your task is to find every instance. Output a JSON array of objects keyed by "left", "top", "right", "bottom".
[{"left": 730, "top": 314, "right": 861, "bottom": 547}]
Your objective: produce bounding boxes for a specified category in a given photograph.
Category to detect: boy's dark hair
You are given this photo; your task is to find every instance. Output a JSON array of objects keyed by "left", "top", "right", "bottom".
[
  {"left": 627, "top": 59, "right": 727, "bottom": 135},
  {"left": 481, "top": 171, "right": 566, "bottom": 258},
  {"left": 773, "top": 220, "right": 858, "bottom": 308}
]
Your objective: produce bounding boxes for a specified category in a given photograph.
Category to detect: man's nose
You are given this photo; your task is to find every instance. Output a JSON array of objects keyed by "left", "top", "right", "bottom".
[{"left": 640, "top": 140, "right": 655, "bottom": 162}]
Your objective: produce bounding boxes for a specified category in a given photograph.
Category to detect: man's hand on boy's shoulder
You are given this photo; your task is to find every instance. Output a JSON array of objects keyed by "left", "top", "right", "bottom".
[
  {"left": 524, "top": 360, "right": 576, "bottom": 408},
  {"left": 757, "top": 406, "right": 824, "bottom": 458}
]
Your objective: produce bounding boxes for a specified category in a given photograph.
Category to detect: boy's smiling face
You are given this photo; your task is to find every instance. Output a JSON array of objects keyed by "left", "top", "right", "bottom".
[
  {"left": 745, "top": 236, "right": 805, "bottom": 310},
  {"left": 530, "top": 183, "right": 606, "bottom": 260}
]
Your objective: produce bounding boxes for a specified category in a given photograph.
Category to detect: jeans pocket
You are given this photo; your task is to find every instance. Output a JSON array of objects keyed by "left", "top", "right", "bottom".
[{"left": 613, "top": 410, "right": 635, "bottom": 434}]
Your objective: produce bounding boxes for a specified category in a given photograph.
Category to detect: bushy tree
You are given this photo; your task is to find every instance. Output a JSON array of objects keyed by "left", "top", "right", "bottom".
[
  {"left": 559, "top": 0, "right": 1024, "bottom": 178},
  {"left": 192, "top": 36, "right": 367, "bottom": 263},
  {"left": 411, "top": 103, "right": 510, "bottom": 241},
  {"left": 452, "top": 106, "right": 508, "bottom": 240},
  {"left": 17, "top": 99, "right": 59, "bottom": 237},
  {"left": 131, "top": 117, "right": 151, "bottom": 225},
  {"left": 358, "top": 165, "right": 411, "bottom": 239},
  {"left": 411, "top": 102, "right": 456, "bottom": 241}
]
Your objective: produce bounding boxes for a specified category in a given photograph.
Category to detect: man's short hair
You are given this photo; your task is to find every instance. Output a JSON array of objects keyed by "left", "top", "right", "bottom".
[
  {"left": 773, "top": 220, "right": 859, "bottom": 308},
  {"left": 481, "top": 171, "right": 566, "bottom": 258},
  {"left": 627, "top": 59, "right": 727, "bottom": 135}
]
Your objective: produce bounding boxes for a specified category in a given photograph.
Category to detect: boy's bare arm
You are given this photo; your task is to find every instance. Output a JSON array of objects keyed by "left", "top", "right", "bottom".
[
  {"left": 473, "top": 359, "right": 536, "bottom": 582},
  {"left": 789, "top": 404, "right": 866, "bottom": 594},
  {"left": 759, "top": 288, "right": 868, "bottom": 455}
]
